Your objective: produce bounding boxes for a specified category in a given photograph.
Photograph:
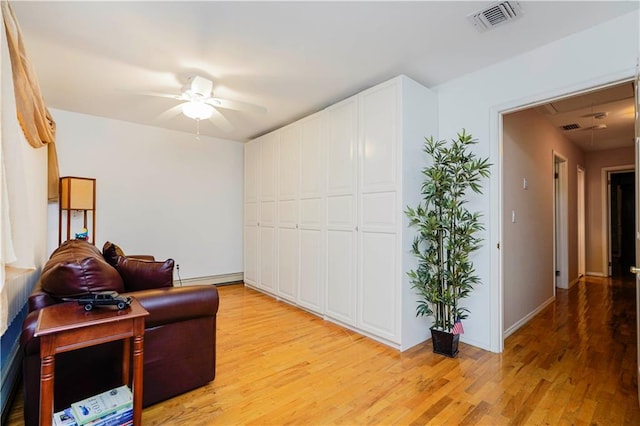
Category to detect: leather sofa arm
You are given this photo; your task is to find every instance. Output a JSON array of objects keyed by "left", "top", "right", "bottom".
[
  {"left": 21, "top": 286, "right": 220, "bottom": 356},
  {"left": 125, "top": 285, "right": 219, "bottom": 329},
  {"left": 21, "top": 310, "right": 42, "bottom": 357},
  {"left": 27, "top": 282, "right": 60, "bottom": 312}
]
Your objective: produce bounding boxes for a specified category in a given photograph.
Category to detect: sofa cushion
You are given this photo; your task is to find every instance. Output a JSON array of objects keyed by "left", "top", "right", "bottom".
[
  {"left": 40, "top": 240, "right": 124, "bottom": 297},
  {"left": 116, "top": 256, "right": 174, "bottom": 291},
  {"left": 102, "top": 241, "right": 126, "bottom": 267}
]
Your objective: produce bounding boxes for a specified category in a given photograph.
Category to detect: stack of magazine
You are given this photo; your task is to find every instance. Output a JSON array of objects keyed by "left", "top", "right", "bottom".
[{"left": 53, "top": 385, "right": 133, "bottom": 426}]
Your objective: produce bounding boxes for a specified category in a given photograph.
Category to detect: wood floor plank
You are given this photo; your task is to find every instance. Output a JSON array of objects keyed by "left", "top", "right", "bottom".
[{"left": 5, "top": 276, "right": 640, "bottom": 425}]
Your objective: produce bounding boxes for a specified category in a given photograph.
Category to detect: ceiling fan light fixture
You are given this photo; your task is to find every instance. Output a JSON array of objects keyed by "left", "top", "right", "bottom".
[{"left": 182, "top": 101, "right": 214, "bottom": 120}]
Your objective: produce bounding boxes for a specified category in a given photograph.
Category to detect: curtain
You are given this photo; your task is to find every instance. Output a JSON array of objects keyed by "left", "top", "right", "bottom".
[
  {"left": 0, "top": 0, "right": 50, "bottom": 334},
  {"left": 1, "top": 0, "right": 58, "bottom": 201}
]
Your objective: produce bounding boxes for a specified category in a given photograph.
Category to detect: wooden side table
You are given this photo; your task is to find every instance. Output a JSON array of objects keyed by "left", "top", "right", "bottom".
[{"left": 34, "top": 298, "right": 149, "bottom": 426}]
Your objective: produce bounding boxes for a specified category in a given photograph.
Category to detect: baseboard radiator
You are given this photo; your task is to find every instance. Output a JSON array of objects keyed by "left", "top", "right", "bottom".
[
  {"left": 1, "top": 268, "right": 39, "bottom": 423},
  {"left": 176, "top": 272, "right": 243, "bottom": 287}
]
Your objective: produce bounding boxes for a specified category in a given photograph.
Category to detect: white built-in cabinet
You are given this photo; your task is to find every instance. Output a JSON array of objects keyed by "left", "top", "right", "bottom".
[
  {"left": 244, "top": 75, "right": 437, "bottom": 350},
  {"left": 243, "top": 139, "right": 259, "bottom": 287}
]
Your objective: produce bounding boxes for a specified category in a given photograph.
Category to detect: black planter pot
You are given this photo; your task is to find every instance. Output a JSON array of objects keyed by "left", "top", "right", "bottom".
[{"left": 430, "top": 328, "right": 460, "bottom": 358}]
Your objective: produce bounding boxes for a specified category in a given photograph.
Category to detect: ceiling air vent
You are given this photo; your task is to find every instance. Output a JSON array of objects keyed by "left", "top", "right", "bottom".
[
  {"left": 561, "top": 124, "right": 580, "bottom": 131},
  {"left": 469, "top": 1, "right": 523, "bottom": 33}
]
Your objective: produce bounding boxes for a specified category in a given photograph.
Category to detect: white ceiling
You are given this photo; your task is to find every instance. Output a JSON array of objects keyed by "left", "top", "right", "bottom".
[{"left": 9, "top": 1, "right": 640, "bottom": 142}]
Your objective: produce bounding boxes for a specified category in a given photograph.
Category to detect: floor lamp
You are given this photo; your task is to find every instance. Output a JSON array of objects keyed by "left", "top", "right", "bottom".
[{"left": 59, "top": 176, "right": 96, "bottom": 245}]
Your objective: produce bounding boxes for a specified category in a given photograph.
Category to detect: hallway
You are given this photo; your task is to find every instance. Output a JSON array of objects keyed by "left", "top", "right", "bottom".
[{"left": 504, "top": 275, "right": 638, "bottom": 423}]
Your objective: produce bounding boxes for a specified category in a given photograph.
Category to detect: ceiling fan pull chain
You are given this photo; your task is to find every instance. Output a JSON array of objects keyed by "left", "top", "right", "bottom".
[{"left": 195, "top": 118, "right": 201, "bottom": 140}]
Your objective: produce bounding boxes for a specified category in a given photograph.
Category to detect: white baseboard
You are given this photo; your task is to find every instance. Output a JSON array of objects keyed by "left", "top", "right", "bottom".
[
  {"left": 176, "top": 272, "right": 243, "bottom": 287},
  {"left": 586, "top": 271, "right": 606, "bottom": 277},
  {"left": 503, "top": 296, "right": 555, "bottom": 339}
]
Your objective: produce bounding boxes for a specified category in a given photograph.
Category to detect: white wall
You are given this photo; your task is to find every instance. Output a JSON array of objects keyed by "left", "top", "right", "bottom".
[
  {"left": 434, "top": 10, "right": 639, "bottom": 352},
  {"left": 47, "top": 109, "right": 244, "bottom": 280},
  {"left": 502, "top": 108, "right": 585, "bottom": 333}
]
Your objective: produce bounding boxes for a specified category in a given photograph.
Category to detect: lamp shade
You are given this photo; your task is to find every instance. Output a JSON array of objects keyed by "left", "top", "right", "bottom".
[
  {"left": 182, "top": 101, "right": 214, "bottom": 120},
  {"left": 60, "top": 177, "right": 95, "bottom": 210}
]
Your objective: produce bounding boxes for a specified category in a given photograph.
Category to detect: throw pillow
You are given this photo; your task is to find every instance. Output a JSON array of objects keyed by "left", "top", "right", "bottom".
[
  {"left": 116, "top": 256, "right": 174, "bottom": 292},
  {"left": 41, "top": 240, "right": 125, "bottom": 297},
  {"left": 102, "top": 241, "right": 125, "bottom": 267}
]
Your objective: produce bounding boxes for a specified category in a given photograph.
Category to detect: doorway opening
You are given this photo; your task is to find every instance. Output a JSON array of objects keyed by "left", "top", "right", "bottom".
[
  {"left": 608, "top": 170, "right": 636, "bottom": 278},
  {"left": 499, "top": 79, "right": 636, "bottom": 348}
]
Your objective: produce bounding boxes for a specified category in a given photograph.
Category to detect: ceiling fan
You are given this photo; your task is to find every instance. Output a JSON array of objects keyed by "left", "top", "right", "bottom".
[{"left": 146, "top": 75, "right": 267, "bottom": 134}]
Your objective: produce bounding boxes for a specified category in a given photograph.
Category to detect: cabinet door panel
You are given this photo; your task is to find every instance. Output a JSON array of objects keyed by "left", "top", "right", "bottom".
[
  {"left": 244, "top": 141, "right": 260, "bottom": 203},
  {"left": 279, "top": 125, "right": 299, "bottom": 200},
  {"left": 244, "top": 225, "right": 258, "bottom": 286},
  {"left": 361, "top": 191, "right": 396, "bottom": 231},
  {"left": 278, "top": 228, "right": 298, "bottom": 302},
  {"left": 260, "top": 133, "right": 278, "bottom": 201},
  {"left": 300, "top": 114, "right": 323, "bottom": 198},
  {"left": 300, "top": 198, "right": 322, "bottom": 229},
  {"left": 245, "top": 201, "right": 258, "bottom": 226},
  {"left": 326, "top": 229, "right": 356, "bottom": 325},
  {"left": 260, "top": 201, "right": 276, "bottom": 226},
  {"left": 359, "top": 232, "right": 397, "bottom": 340},
  {"left": 279, "top": 200, "right": 297, "bottom": 228},
  {"left": 326, "top": 98, "right": 357, "bottom": 195},
  {"left": 259, "top": 227, "right": 276, "bottom": 293},
  {"left": 360, "top": 84, "right": 397, "bottom": 192},
  {"left": 299, "top": 229, "right": 323, "bottom": 313},
  {"left": 326, "top": 195, "right": 355, "bottom": 229}
]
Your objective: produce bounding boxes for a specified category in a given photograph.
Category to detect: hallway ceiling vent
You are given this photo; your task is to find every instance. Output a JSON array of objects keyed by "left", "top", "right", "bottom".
[
  {"left": 561, "top": 123, "right": 580, "bottom": 131},
  {"left": 468, "top": 1, "right": 524, "bottom": 33}
]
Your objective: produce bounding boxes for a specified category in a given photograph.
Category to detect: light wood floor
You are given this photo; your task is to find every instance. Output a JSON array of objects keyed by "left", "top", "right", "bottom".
[{"left": 6, "top": 276, "right": 639, "bottom": 425}]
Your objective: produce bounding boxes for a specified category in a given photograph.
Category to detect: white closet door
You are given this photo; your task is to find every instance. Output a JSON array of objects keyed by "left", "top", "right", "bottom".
[
  {"left": 277, "top": 125, "right": 300, "bottom": 302},
  {"left": 358, "top": 82, "right": 400, "bottom": 341},
  {"left": 325, "top": 97, "right": 358, "bottom": 326},
  {"left": 259, "top": 132, "right": 278, "bottom": 293},
  {"left": 244, "top": 140, "right": 260, "bottom": 286},
  {"left": 298, "top": 113, "right": 324, "bottom": 313}
]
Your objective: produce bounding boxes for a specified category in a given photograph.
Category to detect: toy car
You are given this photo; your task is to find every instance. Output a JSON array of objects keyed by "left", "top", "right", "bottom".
[{"left": 76, "top": 291, "right": 132, "bottom": 311}]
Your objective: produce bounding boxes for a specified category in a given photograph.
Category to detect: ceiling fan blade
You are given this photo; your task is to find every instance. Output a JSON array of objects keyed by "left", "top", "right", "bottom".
[
  {"left": 208, "top": 108, "right": 234, "bottom": 133},
  {"left": 156, "top": 104, "right": 185, "bottom": 121},
  {"left": 137, "top": 90, "right": 183, "bottom": 100},
  {"left": 206, "top": 97, "right": 267, "bottom": 114}
]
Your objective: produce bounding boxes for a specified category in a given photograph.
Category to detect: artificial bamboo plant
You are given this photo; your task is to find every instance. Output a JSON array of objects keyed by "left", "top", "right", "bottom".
[{"left": 405, "top": 130, "right": 491, "bottom": 333}]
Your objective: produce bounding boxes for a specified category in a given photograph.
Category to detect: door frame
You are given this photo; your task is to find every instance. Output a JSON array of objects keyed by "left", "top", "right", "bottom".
[
  {"left": 553, "top": 152, "right": 569, "bottom": 290},
  {"left": 490, "top": 70, "right": 635, "bottom": 353},
  {"left": 577, "top": 165, "right": 586, "bottom": 278}
]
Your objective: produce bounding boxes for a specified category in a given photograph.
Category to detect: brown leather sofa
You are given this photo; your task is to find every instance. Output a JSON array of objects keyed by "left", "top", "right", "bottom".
[{"left": 20, "top": 240, "right": 219, "bottom": 426}]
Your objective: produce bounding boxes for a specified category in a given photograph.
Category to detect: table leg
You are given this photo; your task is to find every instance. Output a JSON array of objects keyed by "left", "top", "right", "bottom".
[
  {"left": 39, "top": 336, "right": 55, "bottom": 426},
  {"left": 132, "top": 319, "right": 144, "bottom": 425}
]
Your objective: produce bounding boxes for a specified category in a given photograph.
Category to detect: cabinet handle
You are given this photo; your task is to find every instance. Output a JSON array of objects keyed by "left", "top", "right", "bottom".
[
  {"left": 296, "top": 224, "right": 299, "bottom": 229},
  {"left": 355, "top": 226, "right": 358, "bottom": 231}
]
